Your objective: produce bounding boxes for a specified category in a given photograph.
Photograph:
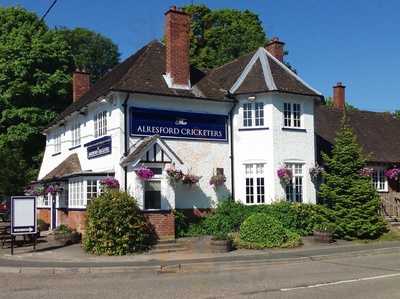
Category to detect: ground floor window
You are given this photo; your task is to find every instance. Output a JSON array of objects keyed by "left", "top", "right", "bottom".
[
  {"left": 69, "top": 178, "right": 104, "bottom": 208},
  {"left": 144, "top": 181, "right": 161, "bottom": 210},
  {"left": 245, "top": 163, "right": 265, "bottom": 204},
  {"left": 372, "top": 168, "right": 388, "bottom": 192},
  {"left": 286, "top": 163, "right": 303, "bottom": 202},
  {"left": 37, "top": 195, "right": 50, "bottom": 208}
]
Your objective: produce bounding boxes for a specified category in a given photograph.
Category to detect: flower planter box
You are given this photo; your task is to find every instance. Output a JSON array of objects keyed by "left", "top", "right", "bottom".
[
  {"left": 313, "top": 230, "right": 334, "bottom": 243},
  {"left": 210, "top": 238, "right": 233, "bottom": 253},
  {"left": 52, "top": 232, "right": 81, "bottom": 246}
]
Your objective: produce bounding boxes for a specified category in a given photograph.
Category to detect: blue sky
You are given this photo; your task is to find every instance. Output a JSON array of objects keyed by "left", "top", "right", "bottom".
[{"left": 2, "top": 0, "right": 399, "bottom": 112}]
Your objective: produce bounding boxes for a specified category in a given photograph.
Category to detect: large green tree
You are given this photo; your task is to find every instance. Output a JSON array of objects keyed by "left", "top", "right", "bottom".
[
  {"left": 55, "top": 27, "right": 120, "bottom": 83},
  {"left": 182, "top": 5, "right": 267, "bottom": 70},
  {"left": 0, "top": 6, "right": 73, "bottom": 195},
  {"left": 393, "top": 110, "right": 400, "bottom": 119},
  {"left": 319, "top": 118, "right": 387, "bottom": 239}
]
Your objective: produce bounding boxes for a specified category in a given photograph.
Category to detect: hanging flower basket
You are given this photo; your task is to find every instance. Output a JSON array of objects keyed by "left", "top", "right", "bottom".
[
  {"left": 135, "top": 166, "right": 154, "bottom": 180},
  {"left": 385, "top": 167, "right": 400, "bottom": 181},
  {"left": 309, "top": 164, "right": 324, "bottom": 181},
  {"left": 277, "top": 166, "right": 292, "bottom": 185},
  {"left": 100, "top": 177, "right": 120, "bottom": 189},
  {"left": 24, "top": 184, "right": 45, "bottom": 196},
  {"left": 209, "top": 173, "right": 226, "bottom": 188},
  {"left": 182, "top": 174, "right": 201, "bottom": 186},
  {"left": 166, "top": 167, "right": 184, "bottom": 184},
  {"left": 359, "top": 167, "right": 374, "bottom": 177}
]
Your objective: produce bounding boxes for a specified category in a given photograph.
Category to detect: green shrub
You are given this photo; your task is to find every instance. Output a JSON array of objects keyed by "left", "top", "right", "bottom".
[
  {"left": 54, "top": 224, "right": 73, "bottom": 235},
  {"left": 239, "top": 213, "right": 300, "bottom": 248},
  {"left": 83, "top": 191, "right": 156, "bottom": 255},
  {"left": 185, "top": 200, "right": 333, "bottom": 237},
  {"left": 174, "top": 210, "right": 189, "bottom": 238}
]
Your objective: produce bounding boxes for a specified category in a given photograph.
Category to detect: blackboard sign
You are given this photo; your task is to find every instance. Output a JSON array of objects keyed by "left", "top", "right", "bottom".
[
  {"left": 130, "top": 107, "right": 228, "bottom": 141},
  {"left": 11, "top": 196, "right": 37, "bottom": 235}
]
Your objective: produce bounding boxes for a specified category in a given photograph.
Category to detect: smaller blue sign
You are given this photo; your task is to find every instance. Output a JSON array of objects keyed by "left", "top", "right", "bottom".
[
  {"left": 130, "top": 107, "right": 228, "bottom": 141},
  {"left": 85, "top": 136, "right": 112, "bottom": 159}
]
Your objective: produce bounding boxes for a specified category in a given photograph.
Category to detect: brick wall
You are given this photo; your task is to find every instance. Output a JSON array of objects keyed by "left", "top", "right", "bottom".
[
  {"left": 37, "top": 208, "right": 50, "bottom": 224},
  {"left": 144, "top": 211, "right": 175, "bottom": 240},
  {"left": 57, "top": 210, "right": 87, "bottom": 233}
]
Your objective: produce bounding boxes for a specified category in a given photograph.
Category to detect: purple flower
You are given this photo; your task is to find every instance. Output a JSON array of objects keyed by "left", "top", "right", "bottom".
[
  {"left": 100, "top": 177, "right": 120, "bottom": 189},
  {"left": 385, "top": 167, "right": 400, "bottom": 180},
  {"left": 277, "top": 167, "right": 292, "bottom": 185},
  {"left": 135, "top": 166, "right": 155, "bottom": 180}
]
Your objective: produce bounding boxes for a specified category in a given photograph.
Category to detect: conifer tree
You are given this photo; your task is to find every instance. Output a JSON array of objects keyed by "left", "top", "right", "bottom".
[{"left": 319, "top": 118, "right": 387, "bottom": 239}]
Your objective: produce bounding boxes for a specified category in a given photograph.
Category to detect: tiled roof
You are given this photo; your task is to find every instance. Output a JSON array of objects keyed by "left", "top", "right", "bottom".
[
  {"left": 315, "top": 105, "right": 400, "bottom": 163},
  {"left": 42, "top": 153, "right": 82, "bottom": 181}
]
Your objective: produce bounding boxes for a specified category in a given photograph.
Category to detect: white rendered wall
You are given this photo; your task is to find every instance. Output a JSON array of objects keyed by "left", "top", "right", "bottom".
[
  {"left": 233, "top": 92, "right": 317, "bottom": 205},
  {"left": 126, "top": 94, "right": 233, "bottom": 210}
]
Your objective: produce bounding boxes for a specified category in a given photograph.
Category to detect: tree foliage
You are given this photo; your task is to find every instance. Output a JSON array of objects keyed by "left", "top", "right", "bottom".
[
  {"left": 182, "top": 4, "right": 267, "bottom": 69},
  {"left": 324, "top": 96, "right": 358, "bottom": 111},
  {"left": 393, "top": 110, "right": 400, "bottom": 119},
  {"left": 318, "top": 118, "right": 387, "bottom": 239},
  {"left": 55, "top": 27, "right": 120, "bottom": 83},
  {"left": 0, "top": 6, "right": 73, "bottom": 195}
]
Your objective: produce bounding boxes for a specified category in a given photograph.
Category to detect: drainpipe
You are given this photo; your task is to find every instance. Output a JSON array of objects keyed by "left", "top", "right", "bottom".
[
  {"left": 227, "top": 92, "right": 238, "bottom": 201},
  {"left": 122, "top": 93, "right": 130, "bottom": 191}
]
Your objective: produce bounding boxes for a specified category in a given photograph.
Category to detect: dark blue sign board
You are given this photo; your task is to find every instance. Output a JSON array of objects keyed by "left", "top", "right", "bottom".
[
  {"left": 11, "top": 196, "right": 37, "bottom": 235},
  {"left": 84, "top": 136, "right": 112, "bottom": 159},
  {"left": 130, "top": 107, "right": 228, "bottom": 141}
]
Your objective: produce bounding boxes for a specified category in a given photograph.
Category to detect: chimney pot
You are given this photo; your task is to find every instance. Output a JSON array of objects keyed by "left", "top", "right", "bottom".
[
  {"left": 265, "top": 37, "right": 285, "bottom": 62},
  {"left": 73, "top": 70, "right": 90, "bottom": 102},
  {"left": 164, "top": 6, "right": 191, "bottom": 89},
  {"left": 333, "top": 82, "right": 346, "bottom": 111}
]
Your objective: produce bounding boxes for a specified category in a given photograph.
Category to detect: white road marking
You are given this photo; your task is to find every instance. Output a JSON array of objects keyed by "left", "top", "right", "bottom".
[{"left": 280, "top": 273, "right": 400, "bottom": 292}]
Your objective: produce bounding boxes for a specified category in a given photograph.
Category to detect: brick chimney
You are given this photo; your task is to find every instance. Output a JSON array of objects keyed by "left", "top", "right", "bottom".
[
  {"left": 73, "top": 70, "right": 90, "bottom": 102},
  {"left": 265, "top": 37, "right": 285, "bottom": 62},
  {"left": 164, "top": 6, "right": 190, "bottom": 89},
  {"left": 333, "top": 82, "right": 346, "bottom": 111}
]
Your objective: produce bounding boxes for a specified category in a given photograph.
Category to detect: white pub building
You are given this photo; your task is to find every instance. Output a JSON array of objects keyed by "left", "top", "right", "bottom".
[{"left": 36, "top": 6, "right": 325, "bottom": 238}]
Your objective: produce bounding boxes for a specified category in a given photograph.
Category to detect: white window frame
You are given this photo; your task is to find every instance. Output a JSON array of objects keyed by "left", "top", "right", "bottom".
[
  {"left": 283, "top": 102, "right": 302, "bottom": 128},
  {"left": 68, "top": 178, "right": 105, "bottom": 209},
  {"left": 71, "top": 121, "right": 81, "bottom": 147},
  {"left": 244, "top": 163, "right": 265, "bottom": 205},
  {"left": 37, "top": 194, "right": 50, "bottom": 208},
  {"left": 372, "top": 168, "right": 388, "bottom": 192},
  {"left": 285, "top": 163, "right": 304, "bottom": 202},
  {"left": 143, "top": 166, "right": 163, "bottom": 211},
  {"left": 54, "top": 133, "right": 61, "bottom": 154},
  {"left": 94, "top": 111, "right": 107, "bottom": 138},
  {"left": 242, "top": 102, "right": 265, "bottom": 128}
]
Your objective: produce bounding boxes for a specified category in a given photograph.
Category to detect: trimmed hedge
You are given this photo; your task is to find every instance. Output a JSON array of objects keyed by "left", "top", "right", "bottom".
[
  {"left": 182, "top": 200, "right": 333, "bottom": 237},
  {"left": 239, "top": 213, "right": 289, "bottom": 247},
  {"left": 83, "top": 191, "right": 156, "bottom": 255}
]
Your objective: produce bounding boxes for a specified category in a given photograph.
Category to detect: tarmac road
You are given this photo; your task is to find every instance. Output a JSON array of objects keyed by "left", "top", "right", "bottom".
[{"left": 1, "top": 251, "right": 400, "bottom": 298}]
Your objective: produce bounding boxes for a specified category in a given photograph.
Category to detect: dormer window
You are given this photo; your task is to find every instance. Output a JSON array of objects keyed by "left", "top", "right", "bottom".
[
  {"left": 242, "top": 102, "right": 264, "bottom": 128},
  {"left": 284, "top": 102, "right": 301, "bottom": 128},
  {"left": 94, "top": 111, "right": 107, "bottom": 138}
]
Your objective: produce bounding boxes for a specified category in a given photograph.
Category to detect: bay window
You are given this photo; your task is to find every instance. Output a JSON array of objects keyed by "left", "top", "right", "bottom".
[
  {"left": 68, "top": 178, "right": 103, "bottom": 209},
  {"left": 245, "top": 163, "right": 265, "bottom": 204}
]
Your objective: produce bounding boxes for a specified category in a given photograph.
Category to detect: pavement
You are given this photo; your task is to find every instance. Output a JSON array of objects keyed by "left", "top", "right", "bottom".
[
  {"left": 1, "top": 234, "right": 400, "bottom": 274},
  {"left": 1, "top": 250, "right": 400, "bottom": 298}
]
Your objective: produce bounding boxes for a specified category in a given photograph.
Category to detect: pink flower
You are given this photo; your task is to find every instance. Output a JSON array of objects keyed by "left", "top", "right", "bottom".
[
  {"left": 135, "top": 166, "right": 154, "bottom": 180},
  {"left": 100, "top": 177, "right": 120, "bottom": 189},
  {"left": 385, "top": 167, "right": 400, "bottom": 180}
]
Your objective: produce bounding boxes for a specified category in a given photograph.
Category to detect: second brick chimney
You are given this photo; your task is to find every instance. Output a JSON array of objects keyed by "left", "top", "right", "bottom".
[
  {"left": 164, "top": 6, "right": 191, "bottom": 89},
  {"left": 265, "top": 37, "right": 285, "bottom": 62},
  {"left": 333, "top": 82, "right": 346, "bottom": 111},
  {"left": 73, "top": 70, "right": 90, "bottom": 102}
]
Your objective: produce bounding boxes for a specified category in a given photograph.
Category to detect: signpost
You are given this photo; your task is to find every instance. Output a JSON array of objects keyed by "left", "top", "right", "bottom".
[{"left": 10, "top": 196, "right": 37, "bottom": 255}]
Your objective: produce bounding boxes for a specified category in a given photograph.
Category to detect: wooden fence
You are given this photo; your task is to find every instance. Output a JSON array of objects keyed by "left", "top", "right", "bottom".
[{"left": 380, "top": 192, "right": 400, "bottom": 219}]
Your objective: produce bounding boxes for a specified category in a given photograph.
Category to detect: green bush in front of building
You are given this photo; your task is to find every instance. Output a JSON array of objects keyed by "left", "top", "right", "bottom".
[
  {"left": 182, "top": 200, "right": 333, "bottom": 238},
  {"left": 238, "top": 213, "right": 301, "bottom": 248},
  {"left": 83, "top": 191, "right": 156, "bottom": 255}
]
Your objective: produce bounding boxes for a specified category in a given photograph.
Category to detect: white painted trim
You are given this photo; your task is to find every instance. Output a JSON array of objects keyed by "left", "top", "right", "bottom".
[
  {"left": 263, "top": 48, "right": 322, "bottom": 96},
  {"left": 163, "top": 73, "right": 191, "bottom": 90},
  {"left": 259, "top": 48, "right": 277, "bottom": 90}
]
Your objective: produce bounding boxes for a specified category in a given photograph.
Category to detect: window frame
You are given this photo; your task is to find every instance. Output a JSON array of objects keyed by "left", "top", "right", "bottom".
[
  {"left": 241, "top": 102, "right": 266, "bottom": 128},
  {"left": 94, "top": 111, "right": 108, "bottom": 138},
  {"left": 372, "top": 168, "right": 388, "bottom": 192},
  {"left": 68, "top": 178, "right": 104, "bottom": 209},
  {"left": 143, "top": 166, "right": 163, "bottom": 211},
  {"left": 71, "top": 121, "right": 81, "bottom": 147},
  {"left": 54, "top": 133, "right": 61, "bottom": 154},
  {"left": 283, "top": 102, "right": 302, "bottom": 129},
  {"left": 244, "top": 163, "right": 266, "bottom": 205},
  {"left": 285, "top": 163, "right": 304, "bottom": 202}
]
